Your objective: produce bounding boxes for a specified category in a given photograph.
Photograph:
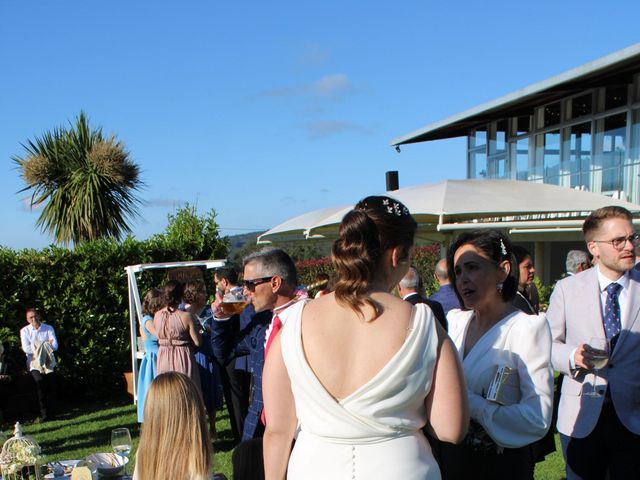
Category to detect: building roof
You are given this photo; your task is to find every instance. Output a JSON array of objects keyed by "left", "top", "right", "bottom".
[{"left": 390, "top": 43, "right": 640, "bottom": 146}]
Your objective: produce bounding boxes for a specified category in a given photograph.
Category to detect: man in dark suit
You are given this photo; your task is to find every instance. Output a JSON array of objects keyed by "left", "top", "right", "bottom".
[
  {"left": 548, "top": 206, "right": 640, "bottom": 479},
  {"left": 429, "top": 258, "right": 461, "bottom": 314},
  {"left": 397, "top": 266, "right": 447, "bottom": 330},
  {"left": 211, "top": 248, "right": 298, "bottom": 441},
  {"left": 212, "top": 267, "right": 252, "bottom": 442}
]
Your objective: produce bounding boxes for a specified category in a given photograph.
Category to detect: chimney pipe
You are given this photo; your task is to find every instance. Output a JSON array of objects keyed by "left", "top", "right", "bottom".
[{"left": 386, "top": 171, "right": 399, "bottom": 191}]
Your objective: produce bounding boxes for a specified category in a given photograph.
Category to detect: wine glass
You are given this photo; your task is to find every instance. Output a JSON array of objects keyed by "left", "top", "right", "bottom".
[
  {"left": 584, "top": 337, "right": 609, "bottom": 397},
  {"left": 111, "top": 427, "right": 132, "bottom": 474}
]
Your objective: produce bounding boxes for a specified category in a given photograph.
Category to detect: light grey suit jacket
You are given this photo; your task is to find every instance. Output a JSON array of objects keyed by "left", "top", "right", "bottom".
[{"left": 547, "top": 265, "right": 640, "bottom": 438}]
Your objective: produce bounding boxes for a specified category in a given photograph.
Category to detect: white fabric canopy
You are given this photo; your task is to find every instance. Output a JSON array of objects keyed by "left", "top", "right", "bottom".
[{"left": 258, "top": 180, "right": 640, "bottom": 244}]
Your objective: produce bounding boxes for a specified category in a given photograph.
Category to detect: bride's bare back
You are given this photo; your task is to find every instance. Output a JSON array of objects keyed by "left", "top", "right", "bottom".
[{"left": 301, "top": 291, "right": 415, "bottom": 401}]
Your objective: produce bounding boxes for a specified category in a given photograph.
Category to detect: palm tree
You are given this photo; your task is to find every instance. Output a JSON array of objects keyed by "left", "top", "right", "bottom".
[{"left": 13, "top": 112, "right": 143, "bottom": 245}]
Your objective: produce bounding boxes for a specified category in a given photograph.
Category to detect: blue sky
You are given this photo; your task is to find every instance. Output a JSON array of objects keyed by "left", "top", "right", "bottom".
[{"left": 1, "top": 1, "right": 638, "bottom": 249}]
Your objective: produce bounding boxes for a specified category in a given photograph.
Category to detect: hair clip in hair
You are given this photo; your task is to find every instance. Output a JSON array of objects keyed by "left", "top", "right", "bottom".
[{"left": 499, "top": 239, "right": 508, "bottom": 257}]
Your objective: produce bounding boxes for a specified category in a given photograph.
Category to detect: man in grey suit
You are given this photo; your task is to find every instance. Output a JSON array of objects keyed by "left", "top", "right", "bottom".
[{"left": 548, "top": 206, "right": 640, "bottom": 479}]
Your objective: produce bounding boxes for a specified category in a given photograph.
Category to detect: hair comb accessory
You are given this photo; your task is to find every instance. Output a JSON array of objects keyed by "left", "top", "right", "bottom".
[
  {"left": 499, "top": 238, "right": 508, "bottom": 257},
  {"left": 356, "top": 197, "right": 410, "bottom": 217}
]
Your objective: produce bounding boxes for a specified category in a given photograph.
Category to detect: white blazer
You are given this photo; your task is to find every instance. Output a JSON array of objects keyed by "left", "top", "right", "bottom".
[
  {"left": 448, "top": 309, "right": 553, "bottom": 448},
  {"left": 547, "top": 266, "right": 640, "bottom": 438}
]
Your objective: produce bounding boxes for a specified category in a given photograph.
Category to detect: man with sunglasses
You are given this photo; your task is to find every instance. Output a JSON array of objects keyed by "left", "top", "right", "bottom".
[
  {"left": 548, "top": 206, "right": 640, "bottom": 480},
  {"left": 211, "top": 247, "right": 298, "bottom": 442}
]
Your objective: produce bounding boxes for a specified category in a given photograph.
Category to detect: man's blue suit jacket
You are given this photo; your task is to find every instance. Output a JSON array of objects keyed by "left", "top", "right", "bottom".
[{"left": 211, "top": 307, "right": 272, "bottom": 440}]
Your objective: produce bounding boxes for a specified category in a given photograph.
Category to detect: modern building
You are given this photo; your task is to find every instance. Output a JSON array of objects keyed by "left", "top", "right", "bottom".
[
  {"left": 392, "top": 43, "right": 640, "bottom": 206},
  {"left": 391, "top": 44, "right": 640, "bottom": 282}
]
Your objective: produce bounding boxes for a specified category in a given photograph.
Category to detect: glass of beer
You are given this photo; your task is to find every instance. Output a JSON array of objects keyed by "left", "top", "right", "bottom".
[{"left": 220, "top": 291, "right": 249, "bottom": 316}]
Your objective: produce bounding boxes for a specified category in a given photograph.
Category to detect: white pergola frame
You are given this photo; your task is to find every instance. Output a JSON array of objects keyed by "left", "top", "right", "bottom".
[{"left": 124, "top": 259, "right": 226, "bottom": 404}]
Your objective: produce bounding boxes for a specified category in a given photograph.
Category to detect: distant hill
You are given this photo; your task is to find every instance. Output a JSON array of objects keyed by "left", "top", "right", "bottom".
[
  {"left": 225, "top": 231, "right": 331, "bottom": 265},
  {"left": 225, "top": 231, "right": 264, "bottom": 265}
]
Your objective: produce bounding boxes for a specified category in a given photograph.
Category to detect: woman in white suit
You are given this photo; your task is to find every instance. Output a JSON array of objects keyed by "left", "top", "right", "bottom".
[{"left": 440, "top": 230, "right": 553, "bottom": 480}]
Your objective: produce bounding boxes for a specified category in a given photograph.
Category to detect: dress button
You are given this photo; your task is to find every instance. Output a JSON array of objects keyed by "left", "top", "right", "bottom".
[{"left": 608, "top": 364, "right": 614, "bottom": 369}]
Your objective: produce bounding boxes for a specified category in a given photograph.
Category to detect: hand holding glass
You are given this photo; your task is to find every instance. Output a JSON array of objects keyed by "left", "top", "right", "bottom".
[
  {"left": 584, "top": 337, "right": 609, "bottom": 397},
  {"left": 220, "top": 291, "right": 248, "bottom": 316}
]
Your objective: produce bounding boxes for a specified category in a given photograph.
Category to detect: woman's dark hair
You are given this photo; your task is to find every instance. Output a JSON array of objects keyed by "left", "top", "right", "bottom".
[
  {"left": 332, "top": 195, "right": 417, "bottom": 319},
  {"left": 183, "top": 280, "right": 206, "bottom": 305},
  {"left": 446, "top": 230, "right": 519, "bottom": 307},
  {"left": 142, "top": 288, "right": 163, "bottom": 316},
  {"left": 511, "top": 245, "right": 532, "bottom": 265},
  {"left": 162, "top": 280, "right": 184, "bottom": 309}
]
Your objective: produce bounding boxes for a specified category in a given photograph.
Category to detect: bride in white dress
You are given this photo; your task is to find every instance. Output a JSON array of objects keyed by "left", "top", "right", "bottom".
[{"left": 262, "top": 196, "right": 469, "bottom": 480}]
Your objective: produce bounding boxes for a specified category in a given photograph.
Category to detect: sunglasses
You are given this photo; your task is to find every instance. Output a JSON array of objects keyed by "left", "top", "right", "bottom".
[{"left": 243, "top": 276, "right": 273, "bottom": 289}]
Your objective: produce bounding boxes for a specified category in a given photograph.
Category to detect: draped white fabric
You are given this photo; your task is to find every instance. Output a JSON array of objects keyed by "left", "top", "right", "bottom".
[{"left": 281, "top": 301, "right": 441, "bottom": 480}]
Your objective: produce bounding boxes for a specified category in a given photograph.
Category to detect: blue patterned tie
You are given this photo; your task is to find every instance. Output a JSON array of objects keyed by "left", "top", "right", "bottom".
[{"left": 603, "top": 283, "right": 622, "bottom": 350}]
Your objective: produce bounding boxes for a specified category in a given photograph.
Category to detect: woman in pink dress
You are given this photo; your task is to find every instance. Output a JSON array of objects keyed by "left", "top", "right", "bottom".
[{"left": 154, "top": 280, "right": 202, "bottom": 394}]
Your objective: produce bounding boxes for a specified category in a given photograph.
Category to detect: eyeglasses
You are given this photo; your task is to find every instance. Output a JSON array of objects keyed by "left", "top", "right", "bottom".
[
  {"left": 243, "top": 276, "right": 273, "bottom": 289},
  {"left": 592, "top": 233, "right": 640, "bottom": 251}
]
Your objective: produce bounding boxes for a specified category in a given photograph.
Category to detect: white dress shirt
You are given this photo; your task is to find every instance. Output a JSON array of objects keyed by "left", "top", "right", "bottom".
[
  {"left": 263, "top": 298, "right": 297, "bottom": 349},
  {"left": 20, "top": 323, "right": 58, "bottom": 369}
]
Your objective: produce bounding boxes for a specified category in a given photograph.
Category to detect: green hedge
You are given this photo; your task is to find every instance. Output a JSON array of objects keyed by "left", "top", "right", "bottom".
[
  {"left": 0, "top": 238, "right": 438, "bottom": 399},
  {"left": 0, "top": 233, "right": 227, "bottom": 398}
]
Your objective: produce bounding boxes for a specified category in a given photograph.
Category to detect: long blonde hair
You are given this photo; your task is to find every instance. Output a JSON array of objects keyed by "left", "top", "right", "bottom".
[{"left": 136, "top": 372, "right": 212, "bottom": 480}]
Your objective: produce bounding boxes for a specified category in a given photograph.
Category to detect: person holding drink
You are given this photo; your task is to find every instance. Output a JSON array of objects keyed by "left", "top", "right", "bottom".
[
  {"left": 212, "top": 267, "right": 253, "bottom": 443},
  {"left": 548, "top": 206, "right": 640, "bottom": 480},
  {"left": 440, "top": 230, "right": 553, "bottom": 480},
  {"left": 210, "top": 248, "right": 299, "bottom": 441}
]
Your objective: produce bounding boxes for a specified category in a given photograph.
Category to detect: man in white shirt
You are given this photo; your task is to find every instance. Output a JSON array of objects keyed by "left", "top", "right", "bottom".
[
  {"left": 20, "top": 308, "right": 58, "bottom": 421},
  {"left": 547, "top": 206, "right": 640, "bottom": 479}
]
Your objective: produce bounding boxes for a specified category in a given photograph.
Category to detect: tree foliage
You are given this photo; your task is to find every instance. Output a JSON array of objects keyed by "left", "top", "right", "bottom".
[
  {"left": 13, "top": 112, "right": 143, "bottom": 246},
  {"left": 151, "top": 203, "right": 229, "bottom": 261}
]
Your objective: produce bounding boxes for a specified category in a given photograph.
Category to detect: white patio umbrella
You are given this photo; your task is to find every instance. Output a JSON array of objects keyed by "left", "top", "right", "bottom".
[
  {"left": 259, "top": 180, "right": 640, "bottom": 244},
  {"left": 257, "top": 205, "right": 351, "bottom": 244}
]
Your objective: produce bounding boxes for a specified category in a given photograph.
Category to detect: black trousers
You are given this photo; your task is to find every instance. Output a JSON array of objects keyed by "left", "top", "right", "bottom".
[
  {"left": 220, "top": 361, "right": 251, "bottom": 442},
  {"left": 440, "top": 441, "right": 534, "bottom": 480},
  {"left": 30, "top": 369, "right": 55, "bottom": 419},
  {"left": 560, "top": 401, "right": 640, "bottom": 480}
]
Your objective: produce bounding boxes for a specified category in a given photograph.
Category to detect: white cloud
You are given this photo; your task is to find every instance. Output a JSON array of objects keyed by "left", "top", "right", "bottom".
[
  {"left": 256, "top": 73, "right": 356, "bottom": 103},
  {"left": 308, "top": 74, "right": 353, "bottom": 100}
]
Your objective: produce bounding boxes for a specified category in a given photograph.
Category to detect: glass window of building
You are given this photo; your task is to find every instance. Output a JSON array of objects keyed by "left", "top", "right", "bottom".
[
  {"left": 511, "top": 138, "right": 530, "bottom": 181},
  {"left": 594, "top": 113, "right": 627, "bottom": 192},
  {"left": 537, "top": 102, "right": 561, "bottom": 128},
  {"left": 535, "top": 130, "right": 561, "bottom": 184},
  {"left": 470, "top": 126, "right": 487, "bottom": 148},
  {"left": 631, "top": 109, "right": 640, "bottom": 163},
  {"left": 512, "top": 116, "right": 531, "bottom": 136},
  {"left": 470, "top": 151, "right": 488, "bottom": 179},
  {"left": 625, "top": 109, "right": 640, "bottom": 204},
  {"left": 565, "top": 92, "right": 593, "bottom": 120},
  {"left": 489, "top": 120, "right": 508, "bottom": 154},
  {"left": 598, "top": 85, "right": 628, "bottom": 112},
  {"left": 562, "top": 122, "right": 592, "bottom": 189}
]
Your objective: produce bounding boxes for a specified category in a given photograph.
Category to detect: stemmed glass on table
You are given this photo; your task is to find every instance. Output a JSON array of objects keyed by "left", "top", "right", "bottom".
[
  {"left": 111, "top": 427, "right": 132, "bottom": 476},
  {"left": 584, "top": 337, "right": 609, "bottom": 397}
]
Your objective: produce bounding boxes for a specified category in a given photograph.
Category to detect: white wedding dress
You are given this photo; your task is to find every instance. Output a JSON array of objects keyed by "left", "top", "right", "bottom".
[{"left": 280, "top": 300, "right": 441, "bottom": 480}]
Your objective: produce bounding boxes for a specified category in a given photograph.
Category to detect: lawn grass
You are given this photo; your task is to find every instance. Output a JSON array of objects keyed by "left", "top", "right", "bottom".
[
  {"left": 1, "top": 396, "right": 234, "bottom": 479},
  {"left": 2, "top": 397, "right": 565, "bottom": 479}
]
